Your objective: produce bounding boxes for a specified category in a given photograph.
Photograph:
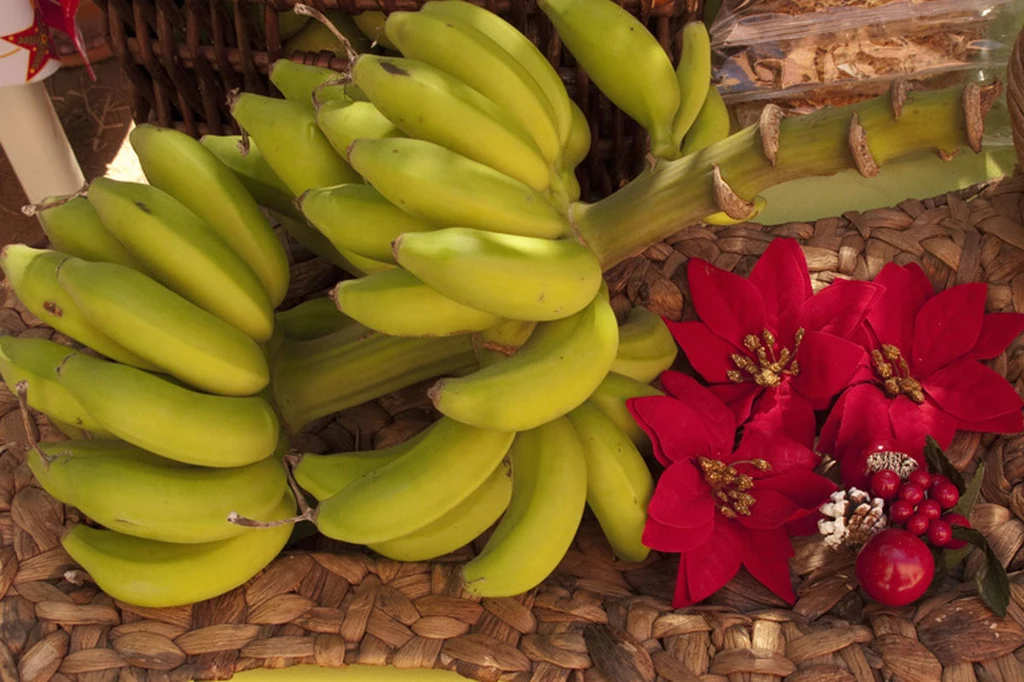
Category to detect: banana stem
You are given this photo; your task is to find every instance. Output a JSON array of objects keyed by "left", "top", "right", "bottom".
[
  {"left": 271, "top": 328, "right": 478, "bottom": 433},
  {"left": 575, "top": 82, "right": 998, "bottom": 269}
]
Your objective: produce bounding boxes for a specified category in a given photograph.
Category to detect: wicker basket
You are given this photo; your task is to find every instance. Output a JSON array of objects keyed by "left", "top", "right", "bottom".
[{"left": 90, "top": 0, "right": 696, "bottom": 202}]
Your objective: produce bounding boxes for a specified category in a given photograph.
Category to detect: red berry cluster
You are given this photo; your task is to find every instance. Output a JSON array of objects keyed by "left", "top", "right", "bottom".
[{"left": 869, "top": 468, "right": 970, "bottom": 549}]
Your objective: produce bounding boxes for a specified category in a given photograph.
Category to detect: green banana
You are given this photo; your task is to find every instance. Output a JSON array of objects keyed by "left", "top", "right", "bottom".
[
  {"left": 0, "top": 336, "right": 111, "bottom": 435},
  {"left": 589, "top": 371, "right": 662, "bottom": 449},
  {"left": 384, "top": 11, "right": 561, "bottom": 165},
  {"left": 352, "top": 11, "right": 397, "bottom": 50},
  {"left": 558, "top": 99, "right": 591, "bottom": 200},
  {"left": 230, "top": 92, "right": 360, "bottom": 195},
  {"left": 283, "top": 10, "right": 372, "bottom": 56},
  {"left": 270, "top": 210, "right": 391, "bottom": 276},
  {"left": 0, "top": 246, "right": 156, "bottom": 369},
  {"left": 681, "top": 84, "right": 730, "bottom": 156},
  {"left": 461, "top": 417, "right": 587, "bottom": 597},
  {"left": 429, "top": 287, "right": 619, "bottom": 431},
  {"left": 394, "top": 227, "right": 602, "bottom": 322},
  {"left": 346, "top": 138, "right": 569, "bottom": 239},
  {"left": 56, "top": 352, "right": 279, "bottom": 465},
  {"left": 87, "top": 177, "right": 274, "bottom": 342},
  {"left": 611, "top": 306, "right": 678, "bottom": 383},
  {"left": 566, "top": 401, "right": 652, "bottom": 562},
  {"left": 129, "top": 124, "right": 290, "bottom": 308},
  {"left": 332, "top": 268, "right": 502, "bottom": 338},
  {"left": 276, "top": 297, "right": 354, "bottom": 341},
  {"left": 475, "top": 319, "right": 536, "bottom": 367},
  {"left": 61, "top": 491, "right": 296, "bottom": 608},
  {"left": 199, "top": 134, "right": 300, "bottom": 218},
  {"left": 36, "top": 196, "right": 143, "bottom": 269},
  {"left": 316, "top": 99, "right": 401, "bottom": 159},
  {"left": 270, "top": 59, "right": 347, "bottom": 108},
  {"left": 313, "top": 417, "right": 514, "bottom": 544},
  {"left": 299, "top": 183, "right": 433, "bottom": 263},
  {"left": 28, "top": 440, "right": 287, "bottom": 543},
  {"left": 703, "top": 195, "right": 767, "bottom": 225},
  {"left": 670, "top": 21, "right": 713, "bottom": 149},
  {"left": 369, "top": 461, "right": 512, "bottom": 562},
  {"left": 538, "top": 0, "right": 680, "bottom": 159}
]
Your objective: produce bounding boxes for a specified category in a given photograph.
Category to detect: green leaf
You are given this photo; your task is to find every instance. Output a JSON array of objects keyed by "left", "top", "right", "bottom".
[
  {"left": 951, "top": 460, "right": 985, "bottom": 518},
  {"left": 924, "top": 436, "right": 966, "bottom": 493},
  {"left": 951, "top": 526, "right": 1010, "bottom": 618}
]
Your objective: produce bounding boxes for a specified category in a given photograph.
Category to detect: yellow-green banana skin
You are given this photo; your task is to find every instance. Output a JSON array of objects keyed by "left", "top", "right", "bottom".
[
  {"left": 28, "top": 440, "right": 287, "bottom": 543},
  {"left": 429, "top": 288, "right": 619, "bottom": 431},
  {"left": 37, "top": 196, "right": 143, "bottom": 270},
  {"left": 394, "top": 227, "right": 602, "bottom": 322},
  {"left": 611, "top": 306, "right": 678, "bottom": 383},
  {"left": 56, "top": 259, "right": 270, "bottom": 396},
  {"left": 87, "top": 177, "right": 274, "bottom": 342},
  {"left": 461, "top": 417, "right": 587, "bottom": 597},
  {"left": 61, "top": 492, "right": 296, "bottom": 608},
  {"left": 276, "top": 297, "right": 355, "bottom": 341},
  {"left": 314, "top": 417, "right": 514, "bottom": 544},
  {"left": 333, "top": 269, "right": 502, "bottom": 338},
  {"left": 270, "top": 59, "right": 346, "bottom": 108},
  {"left": 347, "top": 138, "right": 569, "bottom": 239},
  {"left": 566, "top": 401, "right": 652, "bottom": 562},
  {"left": 671, "top": 21, "right": 713, "bottom": 149},
  {"left": 56, "top": 352, "right": 279, "bottom": 466},
  {"left": 0, "top": 336, "right": 111, "bottom": 435},
  {"left": 589, "top": 372, "right": 663, "bottom": 449},
  {"left": 293, "top": 431, "right": 429, "bottom": 500},
  {"left": 681, "top": 84, "right": 730, "bottom": 157},
  {"left": 317, "top": 100, "right": 402, "bottom": 159},
  {"left": 129, "top": 124, "right": 290, "bottom": 308},
  {"left": 0, "top": 246, "right": 156, "bottom": 370},
  {"left": 200, "top": 135, "right": 300, "bottom": 218},
  {"left": 369, "top": 462, "right": 512, "bottom": 562}
]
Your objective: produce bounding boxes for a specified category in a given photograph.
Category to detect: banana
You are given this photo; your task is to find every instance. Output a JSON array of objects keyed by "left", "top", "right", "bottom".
[
  {"left": 566, "top": 401, "right": 652, "bottom": 562},
  {"left": 429, "top": 286, "right": 619, "bottom": 431},
  {"left": 421, "top": 0, "right": 573, "bottom": 147},
  {"left": 350, "top": 55, "right": 550, "bottom": 192},
  {"left": 269, "top": 210, "right": 389, "bottom": 276},
  {"left": 558, "top": 99, "right": 591, "bottom": 200},
  {"left": 384, "top": 11, "right": 561, "bottom": 165},
  {"left": 313, "top": 417, "right": 514, "bottom": 544},
  {"left": 283, "top": 10, "right": 372, "bottom": 56},
  {"left": 270, "top": 59, "right": 347, "bottom": 108},
  {"left": 61, "top": 491, "right": 296, "bottom": 608},
  {"left": 28, "top": 440, "right": 287, "bottom": 543},
  {"left": 229, "top": 92, "right": 360, "bottom": 196},
  {"left": 333, "top": 268, "right": 502, "bottom": 338},
  {"left": 394, "top": 227, "right": 602, "bottom": 322},
  {"left": 589, "top": 371, "right": 662, "bottom": 449},
  {"left": 538, "top": 0, "right": 680, "bottom": 159},
  {"left": 346, "top": 138, "right": 569, "bottom": 239},
  {"left": 36, "top": 196, "right": 143, "bottom": 269},
  {"left": 316, "top": 99, "right": 401, "bottom": 160},
  {"left": 0, "top": 246, "right": 156, "bottom": 369},
  {"left": 369, "top": 461, "right": 512, "bottom": 562},
  {"left": 199, "top": 134, "right": 301, "bottom": 218},
  {"left": 461, "top": 417, "right": 587, "bottom": 597},
  {"left": 56, "top": 352, "right": 279, "bottom": 465},
  {"left": 300, "top": 183, "right": 433, "bottom": 263},
  {"left": 680, "top": 83, "right": 730, "bottom": 156},
  {"left": 0, "top": 336, "right": 111, "bottom": 435},
  {"left": 276, "top": 297, "right": 354, "bottom": 341},
  {"left": 55, "top": 259, "right": 269, "bottom": 396},
  {"left": 87, "top": 177, "right": 274, "bottom": 342},
  {"left": 293, "top": 430, "right": 429, "bottom": 500},
  {"left": 611, "top": 306, "right": 678, "bottom": 383},
  {"left": 475, "top": 319, "right": 536, "bottom": 367},
  {"left": 352, "top": 11, "right": 397, "bottom": 50},
  {"left": 670, "top": 21, "right": 713, "bottom": 149},
  {"left": 703, "top": 195, "right": 767, "bottom": 225}
]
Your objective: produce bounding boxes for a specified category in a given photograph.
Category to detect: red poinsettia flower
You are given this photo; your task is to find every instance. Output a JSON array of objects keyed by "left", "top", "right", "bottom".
[
  {"left": 668, "top": 238, "right": 883, "bottom": 447},
  {"left": 820, "top": 262, "right": 1024, "bottom": 468},
  {"left": 628, "top": 372, "right": 836, "bottom": 607}
]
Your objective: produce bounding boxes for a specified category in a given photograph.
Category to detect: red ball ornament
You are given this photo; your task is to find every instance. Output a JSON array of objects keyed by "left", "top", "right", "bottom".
[
  {"left": 908, "top": 469, "right": 933, "bottom": 490},
  {"left": 932, "top": 482, "right": 960, "bottom": 510},
  {"left": 855, "top": 529, "right": 935, "bottom": 606},
  {"left": 927, "top": 519, "right": 952, "bottom": 548},
  {"left": 898, "top": 484, "right": 924, "bottom": 506},
  {"left": 870, "top": 469, "right": 902, "bottom": 501},
  {"left": 929, "top": 474, "right": 951, "bottom": 493},
  {"left": 917, "top": 499, "right": 942, "bottom": 521},
  {"left": 944, "top": 513, "right": 971, "bottom": 550},
  {"left": 889, "top": 500, "right": 915, "bottom": 525},
  {"left": 905, "top": 514, "right": 929, "bottom": 535}
]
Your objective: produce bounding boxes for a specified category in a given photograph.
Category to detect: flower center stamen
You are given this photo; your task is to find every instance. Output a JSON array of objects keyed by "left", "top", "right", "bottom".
[
  {"left": 871, "top": 344, "right": 924, "bottom": 404},
  {"left": 698, "top": 457, "right": 771, "bottom": 518},
  {"left": 726, "top": 328, "right": 805, "bottom": 388}
]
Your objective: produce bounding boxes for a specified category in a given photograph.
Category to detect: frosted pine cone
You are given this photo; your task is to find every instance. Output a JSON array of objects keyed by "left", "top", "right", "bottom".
[{"left": 818, "top": 488, "right": 888, "bottom": 549}]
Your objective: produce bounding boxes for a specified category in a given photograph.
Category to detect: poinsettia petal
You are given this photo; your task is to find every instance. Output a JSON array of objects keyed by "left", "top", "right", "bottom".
[
  {"left": 868, "top": 264, "right": 931, "bottom": 350},
  {"left": 889, "top": 395, "right": 957, "bottom": 452},
  {"left": 740, "top": 526, "right": 797, "bottom": 604},
  {"left": 966, "top": 313, "right": 1024, "bottom": 361},
  {"left": 912, "top": 283, "right": 986, "bottom": 378},
  {"left": 748, "top": 385, "right": 817, "bottom": 448},
  {"left": 646, "top": 460, "right": 716, "bottom": 529},
  {"left": 799, "top": 280, "right": 885, "bottom": 339},
  {"left": 737, "top": 488, "right": 800, "bottom": 529},
  {"left": 642, "top": 515, "right": 715, "bottom": 552},
  {"left": 956, "top": 409, "right": 1024, "bottom": 435},
  {"left": 905, "top": 262, "right": 936, "bottom": 301},
  {"left": 672, "top": 555, "right": 693, "bottom": 607},
  {"left": 748, "top": 238, "right": 812, "bottom": 344},
  {"left": 708, "top": 382, "right": 761, "bottom": 427},
  {"left": 732, "top": 425, "right": 819, "bottom": 475},
  {"left": 923, "top": 358, "right": 1024, "bottom": 422},
  {"left": 685, "top": 516, "right": 743, "bottom": 603},
  {"left": 756, "top": 470, "right": 838, "bottom": 512},
  {"left": 789, "top": 331, "right": 867, "bottom": 407},
  {"left": 659, "top": 371, "right": 737, "bottom": 452},
  {"left": 628, "top": 395, "right": 711, "bottom": 466},
  {"left": 666, "top": 320, "right": 738, "bottom": 383},
  {"left": 818, "top": 384, "right": 895, "bottom": 458},
  {"left": 688, "top": 258, "right": 766, "bottom": 347}
]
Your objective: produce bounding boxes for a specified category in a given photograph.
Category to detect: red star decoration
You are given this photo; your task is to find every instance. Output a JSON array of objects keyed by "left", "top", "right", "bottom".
[{"left": 1, "top": 2, "right": 58, "bottom": 83}]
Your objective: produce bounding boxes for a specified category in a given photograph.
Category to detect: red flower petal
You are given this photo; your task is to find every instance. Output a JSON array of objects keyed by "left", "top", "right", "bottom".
[
  {"left": 757, "top": 469, "right": 838, "bottom": 512},
  {"left": 868, "top": 264, "right": 932, "bottom": 350},
  {"left": 627, "top": 395, "right": 712, "bottom": 466},
  {"left": 667, "top": 320, "right": 739, "bottom": 383},
  {"left": 738, "top": 488, "right": 800, "bottom": 529},
  {"left": 643, "top": 515, "right": 715, "bottom": 552},
  {"left": 688, "top": 258, "right": 766, "bottom": 348},
  {"left": 673, "top": 555, "right": 693, "bottom": 607},
  {"left": 659, "top": 371, "right": 737, "bottom": 453},
  {"left": 818, "top": 384, "right": 895, "bottom": 458},
  {"left": 740, "top": 526, "right": 796, "bottom": 604},
  {"left": 889, "top": 395, "right": 957, "bottom": 452},
  {"left": 708, "top": 382, "right": 762, "bottom": 427},
  {"left": 748, "top": 385, "right": 817, "bottom": 448},
  {"left": 685, "top": 516, "right": 743, "bottom": 603},
  {"left": 732, "top": 426, "right": 819, "bottom": 476},
  {"left": 967, "top": 313, "right": 1024, "bottom": 361},
  {"left": 646, "top": 460, "right": 716, "bottom": 529},
  {"left": 956, "top": 409, "right": 1024, "bottom": 435},
  {"left": 912, "top": 283, "right": 986, "bottom": 378},
  {"left": 923, "top": 358, "right": 1024, "bottom": 423},
  {"left": 799, "top": 280, "right": 884, "bottom": 339},
  {"left": 904, "top": 262, "right": 936, "bottom": 301},
  {"left": 789, "top": 331, "right": 867, "bottom": 408},
  {"left": 748, "top": 238, "right": 812, "bottom": 344}
]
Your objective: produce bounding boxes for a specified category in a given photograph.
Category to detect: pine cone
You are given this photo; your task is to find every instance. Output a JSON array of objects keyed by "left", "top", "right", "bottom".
[{"left": 818, "top": 488, "right": 887, "bottom": 549}]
